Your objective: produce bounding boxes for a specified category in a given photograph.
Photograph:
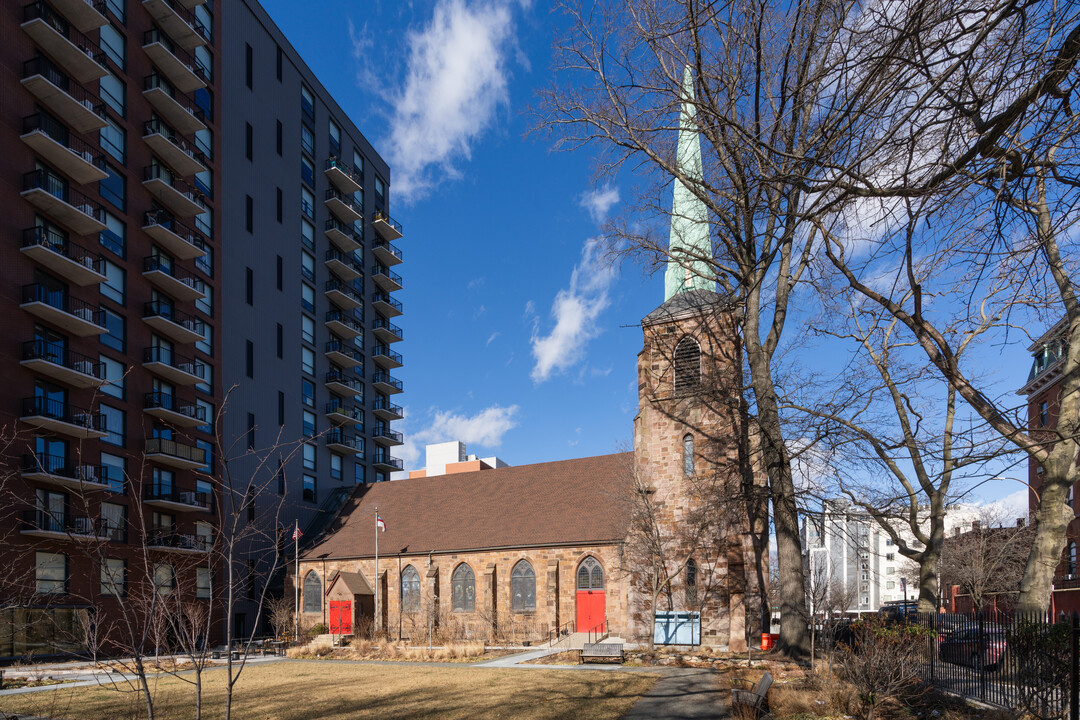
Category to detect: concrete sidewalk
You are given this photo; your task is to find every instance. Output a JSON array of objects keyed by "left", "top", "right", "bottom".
[{"left": 621, "top": 668, "right": 728, "bottom": 719}]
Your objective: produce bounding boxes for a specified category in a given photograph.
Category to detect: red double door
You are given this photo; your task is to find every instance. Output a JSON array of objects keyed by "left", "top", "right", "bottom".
[
  {"left": 329, "top": 600, "right": 352, "bottom": 635},
  {"left": 576, "top": 590, "right": 605, "bottom": 633}
]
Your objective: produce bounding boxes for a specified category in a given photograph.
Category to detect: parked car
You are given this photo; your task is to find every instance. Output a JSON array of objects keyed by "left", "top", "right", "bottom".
[{"left": 938, "top": 625, "right": 1007, "bottom": 671}]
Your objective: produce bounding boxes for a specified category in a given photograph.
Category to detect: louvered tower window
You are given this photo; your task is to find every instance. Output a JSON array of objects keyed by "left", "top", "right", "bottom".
[{"left": 673, "top": 337, "right": 701, "bottom": 395}]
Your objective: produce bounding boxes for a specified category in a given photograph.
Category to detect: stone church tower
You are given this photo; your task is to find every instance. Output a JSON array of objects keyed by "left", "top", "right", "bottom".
[{"left": 631, "top": 67, "right": 765, "bottom": 650}]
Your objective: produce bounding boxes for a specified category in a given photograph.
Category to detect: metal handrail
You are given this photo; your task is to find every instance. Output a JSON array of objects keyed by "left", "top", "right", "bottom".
[
  {"left": 22, "top": 283, "right": 104, "bottom": 325},
  {"left": 143, "top": 209, "right": 208, "bottom": 249},
  {"left": 372, "top": 292, "right": 402, "bottom": 313},
  {"left": 22, "top": 452, "right": 108, "bottom": 485},
  {"left": 325, "top": 157, "right": 362, "bottom": 186},
  {"left": 372, "top": 318, "right": 403, "bottom": 340},
  {"left": 325, "top": 310, "right": 361, "bottom": 332},
  {"left": 372, "top": 345, "right": 403, "bottom": 364},
  {"left": 142, "top": 28, "right": 208, "bottom": 79},
  {"left": 22, "top": 56, "right": 106, "bottom": 118},
  {"left": 144, "top": 73, "right": 205, "bottom": 121},
  {"left": 143, "top": 164, "right": 206, "bottom": 208},
  {"left": 325, "top": 187, "right": 362, "bottom": 214},
  {"left": 144, "top": 255, "right": 204, "bottom": 292},
  {"left": 144, "top": 391, "right": 204, "bottom": 421},
  {"left": 372, "top": 372, "right": 402, "bottom": 391},
  {"left": 22, "top": 396, "right": 105, "bottom": 431},
  {"left": 325, "top": 248, "right": 363, "bottom": 273},
  {"left": 143, "top": 118, "right": 206, "bottom": 164},
  {"left": 23, "top": 170, "right": 105, "bottom": 221},
  {"left": 372, "top": 238, "right": 403, "bottom": 262},
  {"left": 22, "top": 226, "right": 103, "bottom": 274},
  {"left": 371, "top": 265, "right": 402, "bottom": 286},
  {"left": 144, "top": 437, "right": 207, "bottom": 465},
  {"left": 22, "top": 113, "right": 106, "bottom": 170},
  {"left": 325, "top": 340, "right": 361, "bottom": 360},
  {"left": 23, "top": 338, "right": 104, "bottom": 379},
  {"left": 373, "top": 211, "right": 403, "bottom": 235},
  {"left": 142, "top": 346, "right": 205, "bottom": 378},
  {"left": 325, "top": 370, "right": 360, "bottom": 389},
  {"left": 143, "top": 300, "right": 205, "bottom": 334}
]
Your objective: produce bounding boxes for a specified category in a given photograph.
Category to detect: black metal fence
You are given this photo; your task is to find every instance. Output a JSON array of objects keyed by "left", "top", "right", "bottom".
[{"left": 911, "top": 611, "right": 1079, "bottom": 720}]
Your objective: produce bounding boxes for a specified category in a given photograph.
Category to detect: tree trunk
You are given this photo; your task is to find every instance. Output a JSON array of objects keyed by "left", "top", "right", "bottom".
[
  {"left": 917, "top": 547, "right": 940, "bottom": 615},
  {"left": 1017, "top": 476, "right": 1072, "bottom": 614}
]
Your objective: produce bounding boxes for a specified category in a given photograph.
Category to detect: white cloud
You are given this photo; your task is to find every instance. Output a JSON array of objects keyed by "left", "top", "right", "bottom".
[
  {"left": 385, "top": 0, "right": 523, "bottom": 201},
  {"left": 485, "top": 331, "right": 500, "bottom": 346},
  {"left": 979, "top": 488, "right": 1030, "bottom": 525},
  {"left": 580, "top": 185, "right": 620, "bottom": 224},
  {"left": 396, "top": 404, "right": 520, "bottom": 475},
  {"left": 530, "top": 238, "right": 617, "bottom": 382}
]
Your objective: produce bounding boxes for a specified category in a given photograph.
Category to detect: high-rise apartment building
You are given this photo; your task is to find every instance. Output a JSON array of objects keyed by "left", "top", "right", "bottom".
[
  {"left": 218, "top": 1, "right": 404, "bottom": 634},
  {"left": 0, "top": 0, "right": 222, "bottom": 656}
]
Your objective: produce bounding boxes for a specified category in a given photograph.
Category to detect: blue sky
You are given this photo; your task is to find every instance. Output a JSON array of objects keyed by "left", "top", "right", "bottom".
[{"left": 259, "top": 0, "right": 1034, "bottom": 515}]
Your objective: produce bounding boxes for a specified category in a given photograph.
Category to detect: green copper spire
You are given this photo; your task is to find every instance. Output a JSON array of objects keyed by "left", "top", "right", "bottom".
[{"left": 664, "top": 66, "right": 715, "bottom": 301}]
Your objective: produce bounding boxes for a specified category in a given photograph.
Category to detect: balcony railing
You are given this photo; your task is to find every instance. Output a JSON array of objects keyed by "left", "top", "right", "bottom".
[
  {"left": 143, "top": 72, "right": 206, "bottom": 132},
  {"left": 372, "top": 372, "right": 403, "bottom": 392},
  {"left": 325, "top": 218, "right": 361, "bottom": 242},
  {"left": 372, "top": 237, "right": 404, "bottom": 263},
  {"left": 142, "top": 346, "right": 205, "bottom": 379},
  {"left": 143, "top": 255, "right": 205, "bottom": 294},
  {"left": 22, "top": 113, "right": 106, "bottom": 173},
  {"left": 143, "top": 164, "right": 206, "bottom": 211},
  {"left": 325, "top": 310, "right": 362, "bottom": 335},
  {"left": 23, "top": 1, "right": 107, "bottom": 73},
  {"left": 325, "top": 401, "right": 364, "bottom": 425},
  {"left": 23, "top": 338, "right": 104, "bottom": 379},
  {"left": 325, "top": 187, "right": 363, "bottom": 216},
  {"left": 372, "top": 212, "right": 403, "bottom": 240},
  {"left": 143, "top": 209, "right": 208, "bottom": 257},
  {"left": 23, "top": 169, "right": 105, "bottom": 225},
  {"left": 325, "top": 157, "right": 363, "bottom": 189},
  {"left": 325, "top": 429, "right": 362, "bottom": 452},
  {"left": 372, "top": 344, "right": 403, "bottom": 365},
  {"left": 373, "top": 398, "right": 404, "bottom": 417},
  {"left": 148, "top": 530, "right": 212, "bottom": 551},
  {"left": 143, "top": 483, "right": 211, "bottom": 510},
  {"left": 372, "top": 318, "right": 404, "bottom": 341},
  {"left": 22, "top": 452, "right": 108, "bottom": 486},
  {"left": 22, "top": 508, "right": 108, "bottom": 537},
  {"left": 372, "top": 264, "right": 403, "bottom": 288},
  {"left": 144, "top": 391, "right": 204, "bottom": 421},
  {"left": 373, "top": 452, "right": 403, "bottom": 471},
  {"left": 143, "top": 27, "right": 208, "bottom": 79},
  {"left": 325, "top": 279, "right": 363, "bottom": 305},
  {"left": 23, "top": 226, "right": 103, "bottom": 275},
  {"left": 143, "top": 300, "right": 205, "bottom": 335},
  {"left": 143, "top": 0, "right": 209, "bottom": 46},
  {"left": 22, "top": 395, "right": 106, "bottom": 432},
  {"left": 325, "top": 340, "right": 362, "bottom": 363},
  {"left": 22, "top": 55, "right": 107, "bottom": 128},
  {"left": 325, "top": 370, "right": 362, "bottom": 392},
  {"left": 372, "top": 292, "right": 403, "bottom": 314},
  {"left": 373, "top": 424, "right": 404, "bottom": 444},
  {"left": 22, "top": 283, "right": 104, "bottom": 326},
  {"left": 325, "top": 248, "right": 363, "bottom": 275},
  {"left": 143, "top": 117, "right": 206, "bottom": 165}
]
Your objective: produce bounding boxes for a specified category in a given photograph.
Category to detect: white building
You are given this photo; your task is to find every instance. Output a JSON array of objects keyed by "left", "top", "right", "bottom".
[
  {"left": 407, "top": 441, "right": 509, "bottom": 479},
  {"left": 802, "top": 499, "right": 981, "bottom": 614}
]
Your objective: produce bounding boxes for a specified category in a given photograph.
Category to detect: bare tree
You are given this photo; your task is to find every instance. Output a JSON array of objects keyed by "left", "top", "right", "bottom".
[{"left": 940, "top": 509, "right": 1035, "bottom": 614}]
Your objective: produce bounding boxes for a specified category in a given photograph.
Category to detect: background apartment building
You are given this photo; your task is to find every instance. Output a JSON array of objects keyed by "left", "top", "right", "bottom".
[
  {"left": 802, "top": 499, "right": 980, "bottom": 615},
  {"left": 0, "top": 0, "right": 222, "bottom": 656},
  {"left": 219, "top": 0, "right": 404, "bottom": 635}
]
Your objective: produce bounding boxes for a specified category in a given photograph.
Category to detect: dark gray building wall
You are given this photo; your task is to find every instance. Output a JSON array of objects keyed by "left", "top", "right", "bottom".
[{"left": 220, "top": 0, "right": 401, "bottom": 633}]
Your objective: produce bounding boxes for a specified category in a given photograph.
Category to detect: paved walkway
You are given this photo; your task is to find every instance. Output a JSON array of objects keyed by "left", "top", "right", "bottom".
[{"left": 622, "top": 668, "right": 728, "bottom": 719}]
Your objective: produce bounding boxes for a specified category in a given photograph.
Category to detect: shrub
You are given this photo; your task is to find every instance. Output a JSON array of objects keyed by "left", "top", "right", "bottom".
[
  {"left": 1007, "top": 616, "right": 1070, "bottom": 720},
  {"left": 839, "top": 617, "right": 929, "bottom": 720},
  {"left": 309, "top": 623, "right": 329, "bottom": 635}
]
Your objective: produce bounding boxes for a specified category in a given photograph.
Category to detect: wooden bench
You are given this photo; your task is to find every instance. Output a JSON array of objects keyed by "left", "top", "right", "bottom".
[
  {"left": 731, "top": 671, "right": 773, "bottom": 718},
  {"left": 580, "top": 642, "right": 624, "bottom": 664}
]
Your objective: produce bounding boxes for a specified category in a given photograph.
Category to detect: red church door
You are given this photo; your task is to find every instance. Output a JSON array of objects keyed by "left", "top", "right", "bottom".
[
  {"left": 329, "top": 600, "right": 352, "bottom": 635},
  {"left": 575, "top": 558, "right": 606, "bottom": 633}
]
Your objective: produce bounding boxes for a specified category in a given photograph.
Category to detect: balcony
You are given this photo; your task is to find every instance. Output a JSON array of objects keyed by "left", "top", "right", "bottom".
[
  {"left": 371, "top": 292, "right": 402, "bottom": 318},
  {"left": 143, "top": 210, "right": 206, "bottom": 260},
  {"left": 21, "top": 509, "right": 109, "bottom": 541},
  {"left": 372, "top": 344, "right": 403, "bottom": 370},
  {"left": 325, "top": 248, "right": 363, "bottom": 281},
  {"left": 373, "top": 371, "right": 403, "bottom": 395},
  {"left": 22, "top": 2, "right": 108, "bottom": 83},
  {"left": 325, "top": 340, "right": 363, "bottom": 368},
  {"left": 142, "top": 346, "right": 205, "bottom": 385},
  {"left": 142, "top": 28, "right": 206, "bottom": 93},
  {"left": 48, "top": 0, "right": 107, "bottom": 32},
  {"left": 22, "top": 170, "right": 107, "bottom": 235},
  {"left": 143, "top": 165, "right": 206, "bottom": 217},
  {"left": 142, "top": 119, "right": 206, "bottom": 176},
  {"left": 371, "top": 264, "right": 403, "bottom": 293},
  {"left": 372, "top": 424, "right": 404, "bottom": 446},
  {"left": 20, "top": 396, "right": 107, "bottom": 438},
  {"left": 144, "top": 484, "right": 211, "bottom": 512},
  {"left": 143, "top": 301, "right": 205, "bottom": 344},
  {"left": 372, "top": 212, "right": 403, "bottom": 241},
  {"left": 325, "top": 187, "right": 363, "bottom": 224},
  {"left": 372, "top": 318, "right": 403, "bottom": 344},
  {"left": 325, "top": 279, "right": 363, "bottom": 311},
  {"left": 325, "top": 157, "right": 363, "bottom": 195},
  {"left": 373, "top": 398, "right": 404, "bottom": 421},
  {"left": 372, "top": 238, "right": 403, "bottom": 267},
  {"left": 21, "top": 453, "right": 109, "bottom": 492},
  {"left": 325, "top": 370, "right": 362, "bottom": 397},
  {"left": 141, "top": 0, "right": 206, "bottom": 50},
  {"left": 144, "top": 437, "right": 207, "bottom": 471},
  {"left": 325, "top": 401, "right": 363, "bottom": 427},
  {"left": 325, "top": 218, "right": 362, "bottom": 253},
  {"left": 147, "top": 531, "right": 212, "bottom": 553},
  {"left": 22, "top": 339, "right": 104, "bottom": 389},
  {"left": 144, "top": 391, "right": 205, "bottom": 428},
  {"left": 373, "top": 452, "right": 404, "bottom": 473},
  {"left": 21, "top": 226, "right": 106, "bottom": 286},
  {"left": 325, "top": 310, "right": 362, "bottom": 340},
  {"left": 143, "top": 73, "right": 207, "bottom": 134},
  {"left": 21, "top": 114, "right": 108, "bottom": 185},
  {"left": 325, "top": 430, "right": 363, "bottom": 456},
  {"left": 143, "top": 256, "right": 206, "bottom": 301},
  {"left": 21, "top": 56, "right": 107, "bottom": 133},
  {"left": 21, "top": 283, "right": 105, "bottom": 336}
]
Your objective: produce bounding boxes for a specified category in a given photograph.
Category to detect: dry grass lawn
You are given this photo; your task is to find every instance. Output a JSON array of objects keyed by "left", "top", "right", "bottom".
[{"left": 0, "top": 660, "right": 660, "bottom": 720}]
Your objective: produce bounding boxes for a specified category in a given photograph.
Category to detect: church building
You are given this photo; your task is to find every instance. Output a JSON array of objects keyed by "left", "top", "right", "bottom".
[{"left": 293, "top": 69, "right": 767, "bottom": 650}]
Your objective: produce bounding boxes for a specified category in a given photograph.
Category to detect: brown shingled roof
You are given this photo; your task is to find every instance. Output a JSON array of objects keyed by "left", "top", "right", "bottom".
[{"left": 304, "top": 453, "right": 634, "bottom": 559}]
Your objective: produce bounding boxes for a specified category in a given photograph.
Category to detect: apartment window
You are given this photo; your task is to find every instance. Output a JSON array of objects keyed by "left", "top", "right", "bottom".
[
  {"left": 886, "top": 567, "right": 895, "bottom": 575},
  {"left": 194, "top": 87, "right": 212, "bottom": 121},
  {"left": 276, "top": 323, "right": 283, "bottom": 358},
  {"left": 276, "top": 46, "right": 283, "bottom": 81},
  {"left": 329, "top": 120, "right": 341, "bottom": 156},
  {"left": 301, "top": 156, "right": 314, "bottom": 186},
  {"left": 1040, "top": 401, "right": 1049, "bottom": 426},
  {"left": 100, "top": 73, "right": 125, "bottom": 117},
  {"left": 154, "top": 563, "right": 175, "bottom": 596},
  {"left": 246, "top": 268, "right": 254, "bottom": 305},
  {"left": 195, "top": 168, "right": 212, "bottom": 197},
  {"left": 885, "top": 538, "right": 894, "bottom": 546},
  {"left": 276, "top": 120, "right": 282, "bottom": 156},
  {"left": 277, "top": 256, "right": 283, "bottom": 290},
  {"left": 301, "top": 347, "right": 315, "bottom": 375},
  {"left": 303, "top": 474, "right": 316, "bottom": 502},
  {"left": 246, "top": 196, "right": 253, "bottom": 233},
  {"left": 353, "top": 149, "right": 364, "bottom": 177},
  {"left": 196, "top": 285, "right": 213, "bottom": 318},
  {"left": 330, "top": 453, "right": 342, "bottom": 480},
  {"left": 99, "top": 23, "right": 126, "bottom": 69},
  {"left": 302, "top": 410, "right": 316, "bottom": 437},
  {"left": 245, "top": 43, "right": 253, "bottom": 89},
  {"left": 101, "top": 558, "right": 126, "bottom": 596},
  {"left": 247, "top": 413, "right": 255, "bottom": 450},
  {"left": 301, "top": 315, "right": 315, "bottom": 343},
  {"left": 301, "top": 251, "right": 315, "bottom": 281},
  {"left": 195, "top": 45, "right": 211, "bottom": 82},
  {"left": 100, "top": 355, "right": 125, "bottom": 399},
  {"left": 301, "top": 380, "right": 315, "bottom": 408},
  {"left": 301, "top": 188, "right": 314, "bottom": 219},
  {"left": 886, "top": 553, "right": 895, "bottom": 561},
  {"left": 197, "top": 399, "right": 213, "bottom": 433},
  {"left": 100, "top": 211, "right": 125, "bottom": 257},
  {"left": 195, "top": 207, "right": 212, "bottom": 241},
  {"left": 374, "top": 176, "right": 385, "bottom": 205},
  {"left": 301, "top": 283, "right": 314, "bottom": 312},
  {"left": 278, "top": 391, "right": 285, "bottom": 426},
  {"left": 246, "top": 341, "right": 254, "bottom": 378},
  {"left": 104, "top": 0, "right": 125, "bottom": 23},
  {"left": 100, "top": 166, "right": 125, "bottom": 211},
  {"left": 301, "top": 125, "right": 314, "bottom": 156},
  {"left": 355, "top": 464, "right": 366, "bottom": 484},
  {"left": 100, "top": 405, "right": 125, "bottom": 446},
  {"left": 101, "top": 260, "right": 125, "bottom": 304},
  {"left": 886, "top": 581, "right": 896, "bottom": 590},
  {"left": 197, "top": 440, "right": 213, "bottom": 475},
  {"left": 301, "top": 219, "right": 314, "bottom": 250},
  {"left": 276, "top": 188, "right": 283, "bottom": 223},
  {"left": 196, "top": 567, "right": 211, "bottom": 599},
  {"left": 303, "top": 443, "right": 316, "bottom": 470},
  {"left": 100, "top": 118, "right": 125, "bottom": 163},
  {"left": 301, "top": 85, "right": 314, "bottom": 120},
  {"left": 196, "top": 323, "right": 212, "bottom": 357},
  {"left": 36, "top": 552, "right": 68, "bottom": 594},
  {"left": 101, "top": 453, "right": 125, "bottom": 493},
  {"left": 196, "top": 128, "right": 212, "bottom": 159},
  {"left": 245, "top": 122, "right": 253, "bottom": 160}
]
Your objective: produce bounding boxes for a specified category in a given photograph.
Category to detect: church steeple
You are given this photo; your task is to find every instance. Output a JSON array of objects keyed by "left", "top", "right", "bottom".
[{"left": 663, "top": 66, "right": 715, "bottom": 302}]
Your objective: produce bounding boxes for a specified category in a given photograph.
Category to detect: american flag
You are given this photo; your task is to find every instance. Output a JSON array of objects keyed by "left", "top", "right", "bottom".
[{"left": 292, "top": 522, "right": 303, "bottom": 541}]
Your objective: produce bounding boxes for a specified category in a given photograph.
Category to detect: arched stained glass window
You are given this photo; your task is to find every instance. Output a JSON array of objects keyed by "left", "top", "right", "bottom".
[
  {"left": 511, "top": 560, "right": 536, "bottom": 612},
  {"left": 673, "top": 337, "right": 701, "bottom": 395},
  {"left": 401, "top": 565, "right": 421, "bottom": 613},
  {"left": 577, "top": 557, "right": 604, "bottom": 590},
  {"left": 303, "top": 570, "right": 321, "bottom": 613},
  {"left": 686, "top": 558, "right": 699, "bottom": 606},
  {"left": 452, "top": 563, "right": 475, "bottom": 612},
  {"left": 683, "top": 434, "right": 694, "bottom": 476}
]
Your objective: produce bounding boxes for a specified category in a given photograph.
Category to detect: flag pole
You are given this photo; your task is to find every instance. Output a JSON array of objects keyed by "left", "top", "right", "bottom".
[
  {"left": 374, "top": 507, "right": 379, "bottom": 635},
  {"left": 293, "top": 521, "right": 299, "bottom": 643}
]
